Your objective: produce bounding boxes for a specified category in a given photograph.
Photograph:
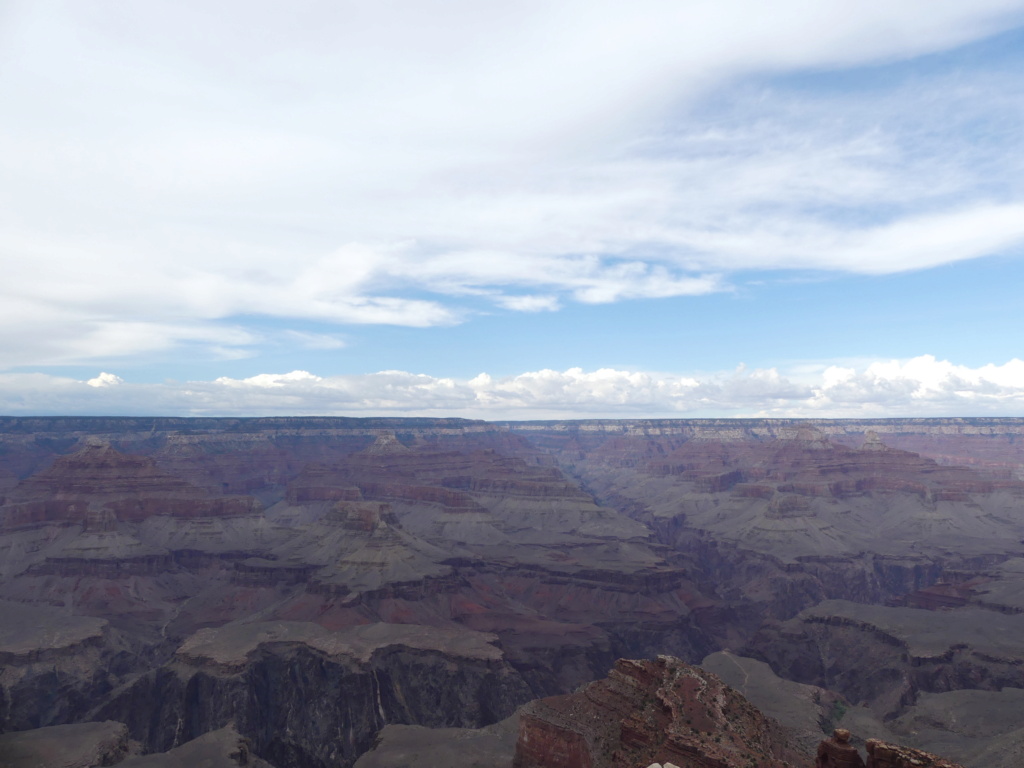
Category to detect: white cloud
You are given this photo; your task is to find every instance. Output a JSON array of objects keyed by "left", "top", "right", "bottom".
[
  {"left": 280, "top": 331, "right": 347, "bottom": 350},
  {"left": 215, "top": 371, "right": 323, "bottom": 389},
  {"left": 2, "top": 1, "right": 1024, "bottom": 364},
  {"left": 0, "top": 300, "right": 261, "bottom": 367},
  {"left": 4, "top": 356, "right": 1024, "bottom": 418},
  {"left": 492, "top": 295, "right": 561, "bottom": 313},
  {"left": 809, "top": 356, "right": 1024, "bottom": 410},
  {"left": 86, "top": 372, "right": 123, "bottom": 388}
]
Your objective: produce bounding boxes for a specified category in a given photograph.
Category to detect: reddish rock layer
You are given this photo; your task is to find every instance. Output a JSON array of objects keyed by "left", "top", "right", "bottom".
[
  {"left": 0, "top": 442, "right": 259, "bottom": 529},
  {"left": 640, "top": 431, "right": 1023, "bottom": 502},
  {"left": 513, "top": 656, "right": 804, "bottom": 768},
  {"left": 865, "top": 739, "right": 965, "bottom": 768}
]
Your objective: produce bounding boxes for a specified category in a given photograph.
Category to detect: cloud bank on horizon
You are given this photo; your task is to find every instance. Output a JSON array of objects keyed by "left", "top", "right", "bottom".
[
  {"left": 5, "top": 356, "right": 1024, "bottom": 419},
  {"left": 3, "top": 1, "right": 1024, "bottom": 417}
]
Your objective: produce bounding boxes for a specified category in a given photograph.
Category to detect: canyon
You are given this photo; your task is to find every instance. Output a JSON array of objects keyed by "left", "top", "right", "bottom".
[{"left": 1, "top": 416, "right": 1023, "bottom": 767}]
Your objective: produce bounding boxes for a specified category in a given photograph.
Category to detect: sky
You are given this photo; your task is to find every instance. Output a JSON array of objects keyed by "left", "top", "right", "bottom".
[{"left": 3, "top": 0, "right": 1024, "bottom": 419}]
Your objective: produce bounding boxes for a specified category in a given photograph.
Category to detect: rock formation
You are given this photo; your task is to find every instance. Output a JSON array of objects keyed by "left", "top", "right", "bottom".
[
  {"left": 0, "top": 720, "right": 132, "bottom": 768},
  {"left": 864, "top": 739, "right": 964, "bottom": 768},
  {"left": 512, "top": 655, "right": 806, "bottom": 768},
  {"left": 98, "top": 620, "right": 533, "bottom": 768},
  {"left": 811, "top": 730, "right": 967, "bottom": 768},
  {"left": 816, "top": 729, "right": 865, "bottom": 767},
  {"left": 748, "top": 600, "right": 1024, "bottom": 721},
  {"left": 0, "top": 440, "right": 260, "bottom": 529}
]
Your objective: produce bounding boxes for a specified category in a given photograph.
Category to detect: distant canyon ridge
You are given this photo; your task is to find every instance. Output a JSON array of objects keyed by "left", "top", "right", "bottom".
[{"left": 1, "top": 416, "right": 1023, "bottom": 768}]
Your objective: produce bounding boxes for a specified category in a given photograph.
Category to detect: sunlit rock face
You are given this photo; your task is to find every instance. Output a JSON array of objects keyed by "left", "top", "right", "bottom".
[
  {"left": 0, "top": 416, "right": 1023, "bottom": 767},
  {"left": 511, "top": 658, "right": 967, "bottom": 768},
  {"left": 863, "top": 738, "right": 966, "bottom": 768},
  {"left": 513, "top": 655, "right": 805, "bottom": 768}
]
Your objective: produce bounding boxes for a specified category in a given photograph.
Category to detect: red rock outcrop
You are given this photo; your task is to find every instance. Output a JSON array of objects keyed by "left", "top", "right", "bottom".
[
  {"left": 864, "top": 739, "right": 965, "bottom": 768},
  {"left": 513, "top": 656, "right": 805, "bottom": 768},
  {"left": 898, "top": 579, "right": 986, "bottom": 611},
  {"left": 815, "top": 729, "right": 865, "bottom": 767}
]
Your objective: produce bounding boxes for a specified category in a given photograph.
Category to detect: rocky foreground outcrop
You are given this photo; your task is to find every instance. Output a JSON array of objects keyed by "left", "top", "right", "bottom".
[
  {"left": 510, "top": 656, "right": 968, "bottom": 768},
  {"left": 863, "top": 738, "right": 965, "bottom": 768},
  {"left": 513, "top": 655, "right": 805, "bottom": 768}
]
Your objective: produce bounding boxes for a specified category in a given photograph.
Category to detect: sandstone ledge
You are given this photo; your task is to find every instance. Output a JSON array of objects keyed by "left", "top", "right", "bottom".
[
  {"left": 177, "top": 620, "right": 504, "bottom": 667},
  {"left": 799, "top": 600, "right": 1024, "bottom": 661},
  {"left": 0, "top": 720, "right": 130, "bottom": 768},
  {"left": 0, "top": 600, "right": 107, "bottom": 659}
]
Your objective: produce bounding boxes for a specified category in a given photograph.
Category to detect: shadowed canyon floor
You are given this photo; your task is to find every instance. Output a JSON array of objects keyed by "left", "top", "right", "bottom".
[{"left": 1, "top": 417, "right": 1022, "bottom": 766}]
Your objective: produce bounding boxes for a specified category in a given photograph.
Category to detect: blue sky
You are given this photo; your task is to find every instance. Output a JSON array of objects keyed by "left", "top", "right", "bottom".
[{"left": 3, "top": 1, "right": 1024, "bottom": 418}]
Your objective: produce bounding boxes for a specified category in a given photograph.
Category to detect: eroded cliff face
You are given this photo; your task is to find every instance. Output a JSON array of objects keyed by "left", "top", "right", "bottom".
[
  {"left": 748, "top": 601, "right": 1024, "bottom": 719},
  {"left": 97, "top": 622, "right": 533, "bottom": 768},
  {"left": 1, "top": 417, "right": 1023, "bottom": 766},
  {"left": 0, "top": 600, "right": 154, "bottom": 732}
]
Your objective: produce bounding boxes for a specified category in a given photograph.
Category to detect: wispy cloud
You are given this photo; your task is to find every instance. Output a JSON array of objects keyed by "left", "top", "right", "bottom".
[
  {"left": 492, "top": 295, "right": 561, "bottom": 313},
  {"left": 5, "top": 356, "right": 1024, "bottom": 418},
  {"left": 280, "top": 331, "right": 347, "bottom": 351},
  {"left": 2, "top": 1, "right": 1024, "bottom": 365}
]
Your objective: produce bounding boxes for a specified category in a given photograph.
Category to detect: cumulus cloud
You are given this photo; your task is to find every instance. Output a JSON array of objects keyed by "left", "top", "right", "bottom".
[
  {"left": 808, "top": 356, "right": 1024, "bottom": 411},
  {"left": 2, "top": 1, "right": 1024, "bottom": 364},
  {"left": 215, "top": 371, "right": 323, "bottom": 389},
  {"left": 86, "top": 372, "right": 123, "bottom": 388},
  {"left": 3, "top": 356, "right": 1024, "bottom": 419}
]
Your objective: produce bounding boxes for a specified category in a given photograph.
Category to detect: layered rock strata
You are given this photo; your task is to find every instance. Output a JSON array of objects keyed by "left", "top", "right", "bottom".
[
  {"left": 748, "top": 600, "right": 1024, "bottom": 720},
  {"left": 2, "top": 418, "right": 1024, "bottom": 767},
  {"left": 0, "top": 440, "right": 259, "bottom": 530}
]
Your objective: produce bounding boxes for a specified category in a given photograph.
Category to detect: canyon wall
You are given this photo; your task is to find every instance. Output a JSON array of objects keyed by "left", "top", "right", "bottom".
[{"left": 1, "top": 417, "right": 1023, "bottom": 766}]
